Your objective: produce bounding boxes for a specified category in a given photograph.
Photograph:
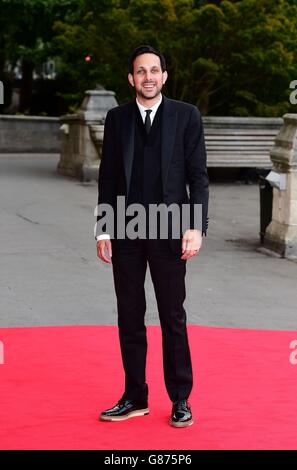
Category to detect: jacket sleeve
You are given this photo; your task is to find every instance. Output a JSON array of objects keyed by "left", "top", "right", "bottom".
[
  {"left": 184, "top": 106, "right": 209, "bottom": 236},
  {"left": 95, "top": 109, "right": 117, "bottom": 238}
]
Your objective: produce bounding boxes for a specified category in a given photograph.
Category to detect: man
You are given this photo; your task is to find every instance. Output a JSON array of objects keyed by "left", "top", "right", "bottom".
[{"left": 96, "top": 45, "right": 209, "bottom": 427}]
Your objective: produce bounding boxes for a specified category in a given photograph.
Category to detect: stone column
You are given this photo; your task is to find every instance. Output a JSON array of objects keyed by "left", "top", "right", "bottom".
[
  {"left": 264, "top": 114, "right": 297, "bottom": 259},
  {"left": 57, "top": 90, "right": 118, "bottom": 181}
]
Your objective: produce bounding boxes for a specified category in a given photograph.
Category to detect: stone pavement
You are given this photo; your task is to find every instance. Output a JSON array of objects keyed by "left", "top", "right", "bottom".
[{"left": 0, "top": 153, "right": 296, "bottom": 330}]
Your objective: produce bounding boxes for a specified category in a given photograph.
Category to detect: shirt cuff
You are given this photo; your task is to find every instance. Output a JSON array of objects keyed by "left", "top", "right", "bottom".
[{"left": 96, "top": 234, "right": 111, "bottom": 241}]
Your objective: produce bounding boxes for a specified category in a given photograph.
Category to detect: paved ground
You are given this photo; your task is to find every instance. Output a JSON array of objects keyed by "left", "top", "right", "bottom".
[{"left": 0, "top": 153, "right": 296, "bottom": 330}]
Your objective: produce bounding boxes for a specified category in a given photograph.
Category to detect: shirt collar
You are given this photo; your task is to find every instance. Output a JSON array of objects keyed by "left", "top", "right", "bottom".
[{"left": 136, "top": 93, "right": 163, "bottom": 115}]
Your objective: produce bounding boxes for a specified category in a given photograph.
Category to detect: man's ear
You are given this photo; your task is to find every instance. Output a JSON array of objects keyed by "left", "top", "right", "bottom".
[
  {"left": 162, "top": 70, "right": 168, "bottom": 85},
  {"left": 128, "top": 73, "right": 134, "bottom": 87}
]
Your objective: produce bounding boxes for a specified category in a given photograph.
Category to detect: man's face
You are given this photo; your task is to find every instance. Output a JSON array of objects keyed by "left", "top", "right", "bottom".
[{"left": 128, "top": 53, "right": 168, "bottom": 100}]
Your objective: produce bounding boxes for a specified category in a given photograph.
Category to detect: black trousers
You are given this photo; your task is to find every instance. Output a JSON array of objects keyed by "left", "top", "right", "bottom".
[{"left": 111, "top": 238, "right": 193, "bottom": 403}]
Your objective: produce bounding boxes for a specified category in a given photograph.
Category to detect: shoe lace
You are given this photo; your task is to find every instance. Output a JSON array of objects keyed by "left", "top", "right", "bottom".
[
  {"left": 118, "top": 398, "right": 131, "bottom": 407},
  {"left": 174, "top": 399, "right": 190, "bottom": 411}
]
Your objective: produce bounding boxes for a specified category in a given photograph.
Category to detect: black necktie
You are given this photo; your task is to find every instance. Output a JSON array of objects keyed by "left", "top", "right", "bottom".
[{"left": 144, "top": 109, "right": 152, "bottom": 134}]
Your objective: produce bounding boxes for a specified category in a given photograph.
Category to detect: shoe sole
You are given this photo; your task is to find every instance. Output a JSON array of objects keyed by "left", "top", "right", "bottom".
[
  {"left": 100, "top": 408, "right": 149, "bottom": 422},
  {"left": 169, "top": 418, "right": 194, "bottom": 428}
]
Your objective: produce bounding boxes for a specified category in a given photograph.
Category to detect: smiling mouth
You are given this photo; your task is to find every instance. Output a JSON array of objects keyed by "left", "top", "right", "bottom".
[{"left": 143, "top": 83, "right": 156, "bottom": 89}]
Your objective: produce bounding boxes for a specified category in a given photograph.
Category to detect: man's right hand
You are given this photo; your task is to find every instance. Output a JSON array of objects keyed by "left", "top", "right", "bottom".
[{"left": 97, "top": 239, "right": 112, "bottom": 264}]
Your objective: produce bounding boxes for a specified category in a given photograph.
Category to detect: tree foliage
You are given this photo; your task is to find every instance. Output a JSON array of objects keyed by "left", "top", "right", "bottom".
[
  {"left": 53, "top": 0, "right": 297, "bottom": 116},
  {"left": 0, "top": 0, "right": 82, "bottom": 111},
  {"left": 1, "top": 0, "right": 297, "bottom": 115}
]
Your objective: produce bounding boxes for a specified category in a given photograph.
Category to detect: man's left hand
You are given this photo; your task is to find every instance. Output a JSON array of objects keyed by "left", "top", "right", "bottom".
[{"left": 181, "top": 229, "right": 202, "bottom": 260}]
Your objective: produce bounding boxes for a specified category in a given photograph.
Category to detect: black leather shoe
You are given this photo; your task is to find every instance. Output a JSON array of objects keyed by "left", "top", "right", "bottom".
[
  {"left": 169, "top": 400, "right": 193, "bottom": 427},
  {"left": 100, "top": 399, "right": 149, "bottom": 421}
]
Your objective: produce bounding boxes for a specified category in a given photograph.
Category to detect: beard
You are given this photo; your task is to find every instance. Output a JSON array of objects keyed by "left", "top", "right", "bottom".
[{"left": 137, "top": 82, "right": 163, "bottom": 100}]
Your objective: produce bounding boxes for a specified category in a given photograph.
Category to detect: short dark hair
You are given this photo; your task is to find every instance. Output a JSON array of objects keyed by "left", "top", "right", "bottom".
[{"left": 128, "top": 45, "right": 166, "bottom": 74}]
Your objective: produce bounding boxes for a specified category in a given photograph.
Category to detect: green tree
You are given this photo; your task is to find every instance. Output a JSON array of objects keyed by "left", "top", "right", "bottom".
[
  {"left": 53, "top": 0, "right": 297, "bottom": 116},
  {"left": 0, "top": 0, "right": 82, "bottom": 112},
  {"left": 3, "top": 0, "right": 297, "bottom": 116}
]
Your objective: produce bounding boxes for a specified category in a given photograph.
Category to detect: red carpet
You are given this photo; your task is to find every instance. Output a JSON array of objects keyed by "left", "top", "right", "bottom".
[{"left": 0, "top": 325, "right": 296, "bottom": 450}]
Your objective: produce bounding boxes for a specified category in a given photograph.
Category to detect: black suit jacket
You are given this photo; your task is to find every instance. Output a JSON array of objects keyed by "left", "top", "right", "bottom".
[{"left": 96, "top": 95, "right": 209, "bottom": 250}]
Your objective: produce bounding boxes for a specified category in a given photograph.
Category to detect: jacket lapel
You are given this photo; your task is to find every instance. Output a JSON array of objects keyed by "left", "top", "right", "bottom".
[
  {"left": 161, "top": 96, "right": 177, "bottom": 191},
  {"left": 121, "top": 102, "right": 135, "bottom": 199},
  {"left": 121, "top": 96, "right": 177, "bottom": 197}
]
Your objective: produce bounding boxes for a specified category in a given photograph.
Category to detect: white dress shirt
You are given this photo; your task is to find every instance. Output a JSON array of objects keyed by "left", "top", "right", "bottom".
[
  {"left": 96, "top": 94, "right": 163, "bottom": 241},
  {"left": 135, "top": 93, "right": 163, "bottom": 124}
]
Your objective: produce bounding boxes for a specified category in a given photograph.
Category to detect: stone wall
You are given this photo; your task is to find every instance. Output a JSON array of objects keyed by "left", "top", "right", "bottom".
[{"left": 0, "top": 115, "right": 60, "bottom": 153}]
